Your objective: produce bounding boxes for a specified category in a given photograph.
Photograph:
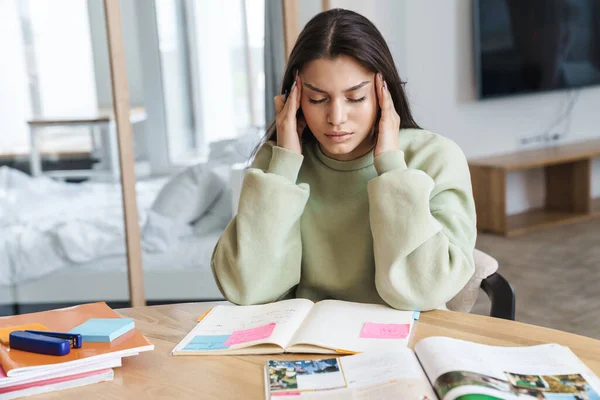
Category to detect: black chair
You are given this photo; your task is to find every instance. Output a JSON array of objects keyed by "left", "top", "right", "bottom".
[{"left": 481, "top": 272, "right": 515, "bottom": 320}]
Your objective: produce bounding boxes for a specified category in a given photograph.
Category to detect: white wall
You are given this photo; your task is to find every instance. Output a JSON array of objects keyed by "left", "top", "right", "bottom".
[{"left": 305, "top": 0, "right": 600, "bottom": 214}]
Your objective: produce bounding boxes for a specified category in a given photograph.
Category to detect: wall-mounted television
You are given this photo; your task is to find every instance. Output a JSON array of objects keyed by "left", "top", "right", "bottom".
[{"left": 473, "top": 0, "right": 600, "bottom": 99}]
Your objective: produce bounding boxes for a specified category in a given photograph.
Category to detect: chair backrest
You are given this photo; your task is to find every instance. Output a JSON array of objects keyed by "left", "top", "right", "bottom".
[{"left": 446, "top": 249, "right": 499, "bottom": 313}]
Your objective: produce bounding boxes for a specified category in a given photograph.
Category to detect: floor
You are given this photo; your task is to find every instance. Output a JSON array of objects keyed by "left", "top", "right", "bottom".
[{"left": 471, "top": 218, "right": 600, "bottom": 340}]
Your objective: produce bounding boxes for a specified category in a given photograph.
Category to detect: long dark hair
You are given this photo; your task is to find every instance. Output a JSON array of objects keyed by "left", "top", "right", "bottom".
[{"left": 255, "top": 8, "right": 420, "bottom": 156}]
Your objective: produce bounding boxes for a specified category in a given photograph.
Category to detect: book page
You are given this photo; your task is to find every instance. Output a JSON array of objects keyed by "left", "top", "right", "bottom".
[
  {"left": 340, "top": 348, "right": 437, "bottom": 398},
  {"left": 265, "top": 349, "right": 436, "bottom": 400},
  {"left": 287, "top": 300, "right": 415, "bottom": 353},
  {"left": 415, "top": 336, "right": 600, "bottom": 400},
  {"left": 172, "top": 299, "right": 314, "bottom": 354},
  {"left": 274, "top": 380, "right": 436, "bottom": 400}
]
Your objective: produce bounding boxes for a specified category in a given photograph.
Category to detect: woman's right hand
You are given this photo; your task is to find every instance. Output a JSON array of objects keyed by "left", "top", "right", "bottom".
[{"left": 273, "top": 74, "right": 305, "bottom": 155}]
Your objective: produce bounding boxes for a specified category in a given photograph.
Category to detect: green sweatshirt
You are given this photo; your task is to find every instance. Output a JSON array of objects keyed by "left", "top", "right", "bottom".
[{"left": 211, "top": 128, "right": 477, "bottom": 311}]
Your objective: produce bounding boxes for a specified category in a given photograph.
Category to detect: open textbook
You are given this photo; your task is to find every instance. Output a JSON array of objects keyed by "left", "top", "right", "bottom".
[
  {"left": 265, "top": 336, "right": 600, "bottom": 400},
  {"left": 172, "top": 299, "right": 417, "bottom": 355}
]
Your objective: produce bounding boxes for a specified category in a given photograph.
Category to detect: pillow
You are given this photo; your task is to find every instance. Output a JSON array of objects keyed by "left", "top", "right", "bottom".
[
  {"left": 446, "top": 249, "right": 499, "bottom": 313},
  {"left": 192, "top": 188, "right": 233, "bottom": 236},
  {"left": 207, "top": 130, "right": 263, "bottom": 167},
  {"left": 141, "top": 210, "right": 194, "bottom": 253},
  {"left": 150, "top": 163, "right": 224, "bottom": 225}
]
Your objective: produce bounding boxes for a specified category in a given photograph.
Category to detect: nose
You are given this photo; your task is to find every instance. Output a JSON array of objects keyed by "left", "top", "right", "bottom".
[{"left": 326, "top": 99, "right": 347, "bottom": 127}]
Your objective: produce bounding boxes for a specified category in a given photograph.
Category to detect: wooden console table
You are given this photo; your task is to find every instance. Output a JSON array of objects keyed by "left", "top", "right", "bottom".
[{"left": 469, "top": 138, "right": 600, "bottom": 237}]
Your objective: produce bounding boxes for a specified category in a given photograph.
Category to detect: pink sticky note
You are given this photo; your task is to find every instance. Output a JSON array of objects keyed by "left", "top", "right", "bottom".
[
  {"left": 224, "top": 322, "right": 276, "bottom": 346},
  {"left": 360, "top": 322, "right": 410, "bottom": 339}
]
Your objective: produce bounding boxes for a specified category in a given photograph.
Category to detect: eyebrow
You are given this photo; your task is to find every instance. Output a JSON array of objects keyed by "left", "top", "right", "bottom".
[{"left": 303, "top": 81, "right": 370, "bottom": 94}]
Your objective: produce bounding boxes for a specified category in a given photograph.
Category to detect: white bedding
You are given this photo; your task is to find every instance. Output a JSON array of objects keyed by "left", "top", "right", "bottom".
[
  {"left": 79, "top": 229, "right": 222, "bottom": 273},
  {"left": 0, "top": 164, "right": 231, "bottom": 287}
]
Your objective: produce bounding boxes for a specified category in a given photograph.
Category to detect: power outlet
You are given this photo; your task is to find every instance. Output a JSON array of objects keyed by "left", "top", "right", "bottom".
[
  {"left": 519, "top": 132, "right": 564, "bottom": 147},
  {"left": 549, "top": 132, "right": 564, "bottom": 142},
  {"left": 519, "top": 133, "right": 546, "bottom": 146}
]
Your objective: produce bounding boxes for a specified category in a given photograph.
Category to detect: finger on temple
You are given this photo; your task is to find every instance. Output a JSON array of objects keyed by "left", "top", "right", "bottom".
[
  {"left": 376, "top": 73, "right": 385, "bottom": 108},
  {"left": 286, "top": 78, "right": 298, "bottom": 113},
  {"left": 274, "top": 95, "right": 285, "bottom": 113},
  {"left": 295, "top": 76, "right": 302, "bottom": 108}
]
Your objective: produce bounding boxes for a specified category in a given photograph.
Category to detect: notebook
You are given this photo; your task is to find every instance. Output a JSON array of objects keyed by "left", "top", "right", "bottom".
[
  {"left": 0, "top": 358, "right": 121, "bottom": 389},
  {"left": 0, "top": 302, "right": 154, "bottom": 378},
  {"left": 0, "top": 368, "right": 114, "bottom": 399},
  {"left": 0, "top": 324, "right": 49, "bottom": 346},
  {"left": 69, "top": 318, "right": 135, "bottom": 342},
  {"left": 172, "top": 299, "right": 417, "bottom": 356}
]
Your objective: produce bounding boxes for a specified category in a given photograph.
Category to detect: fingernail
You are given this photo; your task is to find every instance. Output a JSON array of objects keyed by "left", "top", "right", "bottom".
[
  {"left": 292, "top": 80, "right": 297, "bottom": 91},
  {"left": 383, "top": 80, "right": 387, "bottom": 91}
]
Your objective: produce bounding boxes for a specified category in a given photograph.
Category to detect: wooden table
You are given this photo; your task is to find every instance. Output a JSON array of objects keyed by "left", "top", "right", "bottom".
[{"left": 41, "top": 302, "right": 600, "bottom": 399}]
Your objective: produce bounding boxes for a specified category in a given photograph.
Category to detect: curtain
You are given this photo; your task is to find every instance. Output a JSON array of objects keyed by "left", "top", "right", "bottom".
[{"left": 263, "top": 0, "right": 286, "bottom": 125}]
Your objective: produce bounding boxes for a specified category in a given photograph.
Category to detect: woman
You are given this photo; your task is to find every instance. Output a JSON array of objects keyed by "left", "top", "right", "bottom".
[{"left": 211, "top": 8, "right": 476, "bottom": 311}]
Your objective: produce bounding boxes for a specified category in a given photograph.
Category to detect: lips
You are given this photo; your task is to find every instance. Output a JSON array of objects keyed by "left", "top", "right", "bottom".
[
  {"left": 325, "top": 131, "right": 352, "bottom": 137},
  {"left": 324, "top": 132, "right": 352, "bottom": 142}
]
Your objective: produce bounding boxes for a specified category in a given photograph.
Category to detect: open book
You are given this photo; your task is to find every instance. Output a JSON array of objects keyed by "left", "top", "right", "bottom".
[
  {"left": 172, "top": 299, "right": 417, "bottom": 355},
  {"left": 265, "top": 336, "right": 600, "bottom": 400}
]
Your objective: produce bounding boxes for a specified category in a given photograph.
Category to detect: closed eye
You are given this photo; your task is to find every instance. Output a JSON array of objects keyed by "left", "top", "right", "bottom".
[
  {"left": 348, "top": 96, "right": 367, "bottom": 103},
  {"left": 308, "top": 96, "right": 367, "bottom": 104}
]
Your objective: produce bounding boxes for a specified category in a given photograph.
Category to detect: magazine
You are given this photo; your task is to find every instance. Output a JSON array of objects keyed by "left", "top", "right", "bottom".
[{"left": 265, "top": 336, "right": 600, "bottom": 400}]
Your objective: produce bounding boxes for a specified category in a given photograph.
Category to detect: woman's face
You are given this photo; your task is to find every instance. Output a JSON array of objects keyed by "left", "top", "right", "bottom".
[{"left": 299, "top": 55, "right": 379, "bottom": 161}]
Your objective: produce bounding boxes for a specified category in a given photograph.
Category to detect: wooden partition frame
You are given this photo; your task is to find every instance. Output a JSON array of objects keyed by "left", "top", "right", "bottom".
[
  {"left": 103, "top": 0, "right": 146, "bottom": 307},
  {"left": 282, "top": 0, "right": 299, "bottom": 60},
  {"left": 102, "top": 1, "right": 306, "bottom": 307}
]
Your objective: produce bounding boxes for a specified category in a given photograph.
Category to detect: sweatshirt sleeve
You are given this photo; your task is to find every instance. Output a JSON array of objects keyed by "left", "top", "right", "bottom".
[
  {"left": 211, "top": 140, "right": 310, "bottom": 305},
  {"left": 367, "top": 135, "right": 477, "bottom": 311}
]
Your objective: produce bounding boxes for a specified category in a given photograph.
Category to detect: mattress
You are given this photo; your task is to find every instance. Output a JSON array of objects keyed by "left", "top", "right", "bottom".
[
  {"left": 0, "top": 163, "right": 232, "bottom": 284},
  {"left": 0, "top": 286, "right": 15, "bottom": 305},
  {"left": 13, "top": 268, "right": 223, "bottom": 304},
  {"left": 0, "top": 134, "right": 266, "bottom": 307}
]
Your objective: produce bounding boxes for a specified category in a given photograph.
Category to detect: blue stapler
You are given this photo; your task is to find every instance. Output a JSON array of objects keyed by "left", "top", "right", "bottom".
[{"left": 9, "top": 331, "right": 82, "bottom": 356}]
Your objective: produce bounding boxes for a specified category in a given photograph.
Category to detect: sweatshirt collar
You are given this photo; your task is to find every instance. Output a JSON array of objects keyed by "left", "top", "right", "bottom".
[{"left": 314, "top": 141, "right": 374, "bottom": 171}]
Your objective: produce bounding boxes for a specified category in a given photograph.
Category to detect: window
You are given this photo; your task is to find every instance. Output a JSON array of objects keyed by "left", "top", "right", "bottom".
[
  {"left": 0, "top": 0, "right": 97, "bottom": 155},
  {"left": 154, "top": 0, "right": 265, "bottom": 164}
]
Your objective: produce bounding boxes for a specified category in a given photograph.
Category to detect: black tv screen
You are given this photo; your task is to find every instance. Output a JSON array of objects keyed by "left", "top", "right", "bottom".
[{"left": 474, "top": 0, "right": 600, "bottom": 98}]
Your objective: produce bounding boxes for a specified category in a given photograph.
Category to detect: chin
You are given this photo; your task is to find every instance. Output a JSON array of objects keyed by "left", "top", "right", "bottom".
[{"left": 319, "top": 141, "right": 357, "bottom": 156}]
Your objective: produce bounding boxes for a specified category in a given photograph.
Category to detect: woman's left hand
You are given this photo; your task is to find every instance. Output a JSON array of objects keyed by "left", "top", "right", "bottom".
[{"left": 374, "top": 73, "right": 401, "bottom": 158}]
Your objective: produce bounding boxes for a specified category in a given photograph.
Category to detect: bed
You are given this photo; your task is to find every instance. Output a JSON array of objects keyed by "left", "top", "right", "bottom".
[{"left": 0, "top": 132, "right": 260, "bottom": 314}]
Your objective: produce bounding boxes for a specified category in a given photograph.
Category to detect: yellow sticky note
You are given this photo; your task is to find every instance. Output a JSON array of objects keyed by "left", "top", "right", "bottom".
[{"left": 0, "top": 323, "right": 50, "bottom": 344}]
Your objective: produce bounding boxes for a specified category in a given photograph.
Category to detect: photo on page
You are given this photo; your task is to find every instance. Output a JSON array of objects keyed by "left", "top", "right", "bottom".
[
  {"left": 508, "top": 373, "right": 600, "bottom": 400},
  {"left": 434, "top": 370, "right": 600, "bottom": 400},
  {"left": 267, "top": 358, "right": 346, "bottom": 393}
]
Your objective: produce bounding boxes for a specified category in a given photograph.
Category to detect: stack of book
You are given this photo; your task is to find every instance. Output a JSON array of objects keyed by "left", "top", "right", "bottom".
[{"left": 0, "top": 302, "right": 153, "bottom": 399}]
